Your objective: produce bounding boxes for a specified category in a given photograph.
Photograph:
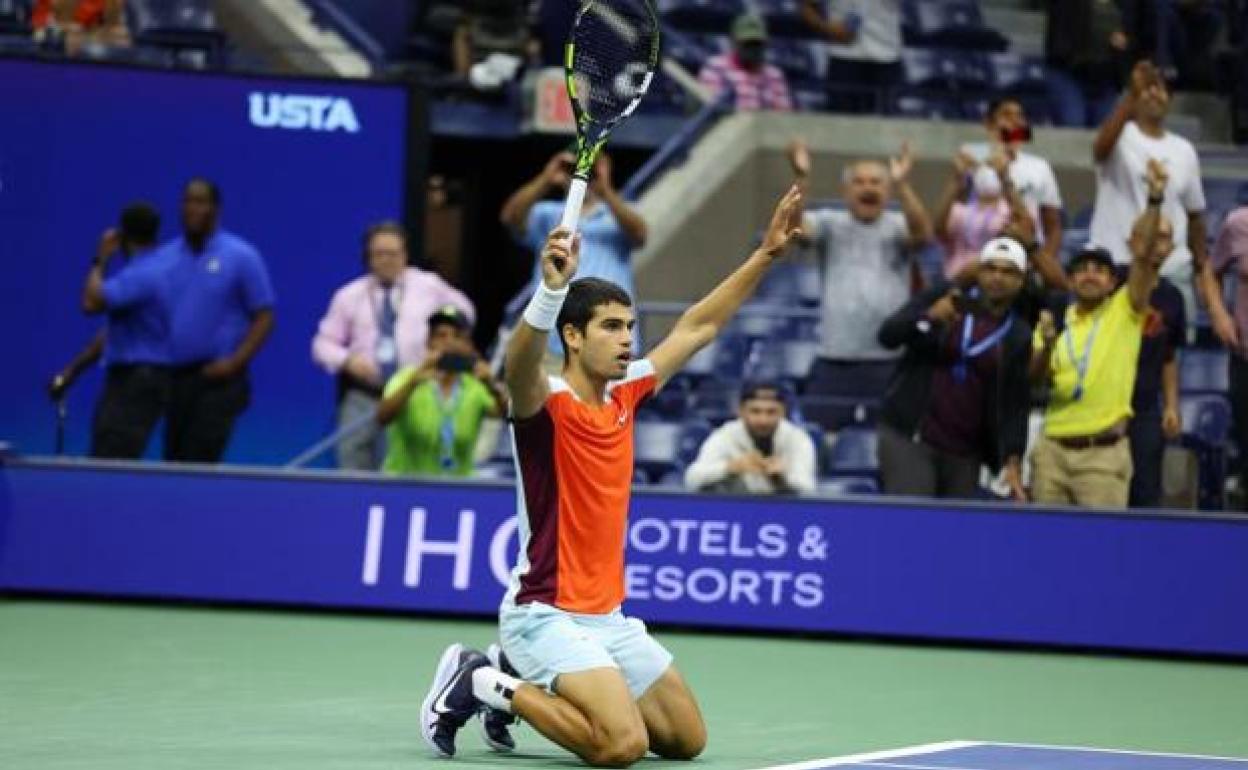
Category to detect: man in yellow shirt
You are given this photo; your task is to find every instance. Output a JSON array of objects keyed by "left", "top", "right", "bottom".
[{"left": 1029, "top": 160, "right": 1173, "bottom": 508}]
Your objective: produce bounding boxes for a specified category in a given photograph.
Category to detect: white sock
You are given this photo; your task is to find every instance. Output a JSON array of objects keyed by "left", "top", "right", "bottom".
[{"left": 472, "top": 666, "right": 521, "bottom": 714}]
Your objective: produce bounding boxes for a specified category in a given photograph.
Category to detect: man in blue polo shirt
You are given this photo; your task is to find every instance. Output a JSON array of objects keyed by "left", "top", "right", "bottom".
[
  {"left": 72, "top": 202, "right": 174, "bottom": 458},
  {"left": 164, "top": 178, "right": 275, "bottom": 463}
]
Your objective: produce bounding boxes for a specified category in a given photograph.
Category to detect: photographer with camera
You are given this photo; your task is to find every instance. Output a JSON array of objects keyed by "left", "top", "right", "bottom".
[
  {"left": 377, "top": 306, "right": 506, "bottom": 477},
  {"left": 875, "top": 238, "right": 1034, "bottom": 501},
  {"left": 313, "top": 221, "right": 476, "bottom": 471},
  {"left": 684, "top": 381, "right": 816, "bottom": 496}
]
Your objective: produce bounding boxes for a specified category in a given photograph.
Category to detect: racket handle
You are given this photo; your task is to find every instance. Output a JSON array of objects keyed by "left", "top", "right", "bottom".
[{"left": 559, "top": 176, "right": 588, "bottom": 235}]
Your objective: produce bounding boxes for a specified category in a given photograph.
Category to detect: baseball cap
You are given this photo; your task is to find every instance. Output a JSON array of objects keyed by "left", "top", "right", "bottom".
[
  {"left": 731, "top": 14, "right": 767, "bottom": 43},
  {"left": 427, "top": 305, "right": 470, "bottom": 331},
  {"left": 740, "top": 380, "right": 784, "bottom": 403},
  {"left": 1066, "top": 244, "right": 1116, "bottom": 273},
  {"left": 979, "top": 237, "right": 1027, "bottom": 273}
]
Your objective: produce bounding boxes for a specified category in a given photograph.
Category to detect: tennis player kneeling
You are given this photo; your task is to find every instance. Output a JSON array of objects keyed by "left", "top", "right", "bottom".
[{"left": 419, "top": 186, "right": 804, "bottom": 766}]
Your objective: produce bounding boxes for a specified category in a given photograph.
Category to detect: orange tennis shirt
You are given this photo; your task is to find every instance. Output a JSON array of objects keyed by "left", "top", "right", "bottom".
[{"left": 507, "top": 360, "right": 657, "bottom": 614}]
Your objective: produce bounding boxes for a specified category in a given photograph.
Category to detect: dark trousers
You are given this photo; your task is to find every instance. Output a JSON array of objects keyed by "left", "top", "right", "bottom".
[
  {"left": 825, "top": 58, "right": 901, "bottom": 113},
  {"left": 165, "top": 365, "right": 250, "bottom": 463},
  {"left": 877, "top": 423, "right": 981, "bottom": 499},
  {"left": 1232, "top": 354, "right": 1248, "bottom": 512},
  {"left": 90, "top": 364, "right": 171, "bottom": 459},
  {"left": 1128, "top": 405, "right": 1164, "bottom": 509},
  {"left": 804, "top": 358, "right": 895, "bottom": 431}
]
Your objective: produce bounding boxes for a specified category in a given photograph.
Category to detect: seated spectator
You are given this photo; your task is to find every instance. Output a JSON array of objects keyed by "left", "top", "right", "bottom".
[
  {"left": 312, "top": 222, "right": 475, "bottom": 471},
  {"left": 696, "top": 14, "right": 793, "bottom": 112},
  {"left": 684, "top": 382, "right": 816, "bottom": 495},
  {"left": 501, "top": 150, "right": 647, "bottom": 366},
  {"left": 934, "top": 149, "right": 1033, "bottom": 280},
  {"left": 1211, "top": 195, "right": 1248, "bottom": 511},
  {"left": 788, "top": 139, "right": 933, "bottom": 430},
  {"left": 1029, "top": 162, "right": 1171, "bottom": 508},
  {"left": 1044, "top": 0, "right": 1131, "bottom": 126},
  {"left": 377, "top": 306, "right": 506, "bottom": 477},
  {"left": 32, "top": 0, "right": 130, "bottom": 54},
  {"left": 877, "top": 238, "right": 1033, "bottom": 501},
  {"left": 800, "top": 0, "right": 901, "bottom": 112}
]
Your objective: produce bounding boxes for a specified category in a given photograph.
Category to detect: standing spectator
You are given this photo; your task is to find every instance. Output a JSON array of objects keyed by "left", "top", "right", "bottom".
[
  {"left": 500, "top": 150, "right": 647, "bottom": 362},
  {"left": 684, "top": 382, "right": 816, "bottom": 495},
  {"left": 800, "top": 0, "right": 902, "bottom": 112},
  {"left": 1211, "top": 198, "right": 1248, "bottom": 511},
  {"left": 934, "top": 149, "right": 1033, "bottom": 280},
  {"left": 1030, "top": 162, "right": 1171, "bottom": 508},
  {"left": 313, "top": 222, "right": 475, "bottom": 471},
  {"left": 876, "top": 238, "right": 1033, "bottom": 501},
  {"left": 163, "top": 179, "right": 274, "bottom": 464},
  {"left": 377, "top": 306, "right": 506, "bottom": 477},
  {"left": 1090, "top": 60, "right": 1238, "bottom": 347},
  {"left": 64, "top": 203, "right": 170, "bottom": 458},
  {"left": 696, "top": 14, "right": 793, "bottom": 112},
  {"left": 788, "top": 139, "right": 934, "bottom": 429},
  {"left": 963, "top": 97, "right": 1066, "bottom": 286},
  {"left": 1043, "top": 0, "right": 1131, "bottom": 126}
]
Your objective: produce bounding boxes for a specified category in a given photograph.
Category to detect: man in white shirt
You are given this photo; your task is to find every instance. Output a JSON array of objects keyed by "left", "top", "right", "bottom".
[
  {"left": 1089, "top": 60, "right": 1238, "bottom": 347},
  {"left": 685, "top": 382, "right": 816, "bottom": 495},
  {"left": 788, "top": 139, "right": 933, "bottom": 430},
  {"left": 800, "top": 0, "right": 902, "bottom": 112},
  {"left": 963, "top": 97, "right": 1066, "bottom": 288}
]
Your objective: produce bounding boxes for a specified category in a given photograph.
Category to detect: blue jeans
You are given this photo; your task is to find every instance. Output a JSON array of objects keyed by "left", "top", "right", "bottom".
[{"left": 1046, "top": 67, "right": 1120, "bottom": 127}]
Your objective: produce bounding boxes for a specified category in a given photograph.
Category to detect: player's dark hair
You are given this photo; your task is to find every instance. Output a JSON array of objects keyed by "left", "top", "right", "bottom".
[
  {"left": 119, "top": 202, "right": 160, "bottom": 247},
  {"left": 556, "top": 278, "right": 634, "bottom": 361}
]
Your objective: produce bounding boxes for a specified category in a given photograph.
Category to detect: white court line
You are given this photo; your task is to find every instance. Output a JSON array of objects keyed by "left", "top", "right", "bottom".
[
  {"left": 746, "top": 741, "right": 980, "bottom": 770},
  {"left": 985, "top": 741, "right": 1248, "bottom": 764},
  {"left": 858, "top": 763, "right": 986, "bottom": 770}
]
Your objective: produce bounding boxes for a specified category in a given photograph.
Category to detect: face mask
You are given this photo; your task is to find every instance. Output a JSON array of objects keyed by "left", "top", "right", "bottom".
[
  {"left": 973, "top": 166, "right": 1002, "bottom": 198},
  {"left": 737, "top": 44, "right": 765, "bottom": 69}
]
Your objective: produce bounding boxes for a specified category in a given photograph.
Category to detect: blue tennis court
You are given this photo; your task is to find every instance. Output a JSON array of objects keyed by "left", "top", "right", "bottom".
[{"left": 769, "top": 742, "right": 1248, "bottom": 770}]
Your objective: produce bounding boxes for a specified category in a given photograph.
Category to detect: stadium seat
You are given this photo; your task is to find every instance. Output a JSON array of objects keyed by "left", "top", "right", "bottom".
[
  {"left": 0, "top": 0, "right": 28, "bottom": 34},
  {"left": 665, "top": 30, "right": 722, "bottom": 71},
  {"left": 678, "top": 419, "right": 713, "bottom": 466},
  {"left": 639, "top": 379, "right": 691, "bottom": 420},
  {"left": 1180, "top": 394, "right": 1232, "bottom": 447},
  {"left": 128, "top": 0, "right": 224, "bottom": 62},
  {"left": 910, "top": 0, "right": 1008, "bottom": 51},
  {"left": 790, "top": 78, "right": 831, "bottom": 112},
  {"left": 887, "top": 89, "right": 962, "bottom": 120},
  {"left": 635, "top": 420, "right": 686, "bottom": 481},
  {"left": 659, "top": 0, "right": 744, "bottom": 34},
  {"left": 754, "top": 0, "right": 814, "bottom": 39},
  {"left": 689, "top": 379, "right": 740, "bottom": 423},
  {"left": 1181, "top": 350, "right": 1230, "bottom": 394},
  {"left": 987, "top": 52, "right": 1049, "bottom": 94},
  {"left": 766, "top": 39, "right": 821, "bottom": 80},
  {"left": 799, "top": 395, "right": 880, "bottom": 432},
  {"left": 817, "top": 476, "right": 880, "bottom": 496},
  {"left": 829, "top": 427, "right": 879, "bottom": 472}
]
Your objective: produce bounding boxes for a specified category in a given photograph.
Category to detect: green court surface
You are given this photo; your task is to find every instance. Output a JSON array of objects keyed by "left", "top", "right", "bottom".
[{"left": 2, "top": 599, "right": 1246, "bottom": 770}]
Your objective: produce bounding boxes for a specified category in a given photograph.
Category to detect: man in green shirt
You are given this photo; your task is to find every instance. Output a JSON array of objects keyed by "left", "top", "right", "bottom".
[{"left": 378, "top": 306, "right": 506, "bottom": 476}]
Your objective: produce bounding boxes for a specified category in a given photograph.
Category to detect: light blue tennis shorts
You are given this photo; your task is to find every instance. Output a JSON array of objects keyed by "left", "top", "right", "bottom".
[{"left": 499, "top": 601, "right": 673, "bottom": 699}]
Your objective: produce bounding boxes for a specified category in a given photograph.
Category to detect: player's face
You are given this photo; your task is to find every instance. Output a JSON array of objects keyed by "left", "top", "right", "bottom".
[
  {"left": 843, "top": 162, "right": 889, "bottom": 222},
  {"left": 977, "top": 260, "right": 1025, "bottom": 306},
  {"left": 1070, "top": 261, "right": 1117, "bottom": 303},
  {"left": 367, "top": 232, "right": 407, "bottom": 284},
  {"left": 567, "top": 302, "right": 635, "bottom": 380},
  {"left": 740, "top": 397, "right": 783, "bottom": 440}
]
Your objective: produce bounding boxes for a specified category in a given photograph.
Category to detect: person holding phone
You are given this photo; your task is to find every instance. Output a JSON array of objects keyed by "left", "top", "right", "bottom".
[
  {"left": 683, "top": 381, "right": 816, "bottom": 495},
  {"left": 377, "top": 306, "right": 506, "bottom": 477},
  {"left": 876, "top": 238, "right": 1034, "bottom": 501}
]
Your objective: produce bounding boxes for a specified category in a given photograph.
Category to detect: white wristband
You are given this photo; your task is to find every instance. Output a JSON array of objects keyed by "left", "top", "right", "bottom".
[{"left": 522, "top": 283, "right": 568, "bottom": 331}]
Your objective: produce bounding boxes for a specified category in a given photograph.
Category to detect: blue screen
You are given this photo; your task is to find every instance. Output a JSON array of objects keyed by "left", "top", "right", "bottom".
[{"left": 0, "top": 58, "right": 412, "bottom": 464}]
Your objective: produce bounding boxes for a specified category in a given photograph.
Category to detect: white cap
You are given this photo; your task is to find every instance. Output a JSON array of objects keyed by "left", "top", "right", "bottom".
[{"left": 979, "top": 237, "right": 1027, "bottom": 273}]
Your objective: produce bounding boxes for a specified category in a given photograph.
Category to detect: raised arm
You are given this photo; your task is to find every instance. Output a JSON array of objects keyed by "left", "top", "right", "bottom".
[
  {"left": 1126, "top": 160, "right": 1167, "bottom": 314},
  {"left": 933, "top": 153, "right": 973, "bottom": 242},
  {"left": 1190, "top": 212, "right": 1241, "bottom": 349},
  {"left": 1030, "top": 309, "right": 1059, "bottom": 383},
  {"left": 505, "top": 229, "right": 580, "bottom": 419},
  {"left": 500, "top": 152, "right": 572, "bottom": 238},
  {"left": 890, "top": 142, "right": 934, "bottom": 249},
  {"left": 81, "top": 229, "right": 122, "bottom": 314},
  {"left": 593, "top": 154, "right": 648, "bottom": 247},
  {"left": 799, "top": 0, "right": 855, "bottom": 42},
  {"left": 1094, "top": 60, "right": 1154, "bottom": 163},
  {"left": 648, "top": 186, "right": 804, "bottom": 388},
  {"left": 48, "top": 329, "right": 106, "bottom": 400}
]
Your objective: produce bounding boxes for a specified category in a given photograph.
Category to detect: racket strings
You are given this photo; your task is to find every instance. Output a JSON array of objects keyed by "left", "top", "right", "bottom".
[{"left": 571, "top": 0, "right": 658, "bottom": 125}]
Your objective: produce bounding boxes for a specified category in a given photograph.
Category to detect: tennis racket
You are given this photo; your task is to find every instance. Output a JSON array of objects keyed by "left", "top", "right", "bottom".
[{"left": 559, "top": 0, "right": 661, "bottom": 240}]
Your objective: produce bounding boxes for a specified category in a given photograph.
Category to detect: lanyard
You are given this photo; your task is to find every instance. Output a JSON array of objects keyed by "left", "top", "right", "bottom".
[
  {"left": 1062, "top": 312, "right": 1102, "bottom": 401},
  {"left": 435, "top": 377, "right": 464, "bottom": 471},
  {"left": 952, "top": 311, "right": 1013, "bottom": 383}
]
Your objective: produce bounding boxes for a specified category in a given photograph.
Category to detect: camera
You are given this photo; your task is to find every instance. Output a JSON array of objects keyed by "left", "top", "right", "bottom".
[{"left": 437, "top": 353, "right": 477, "bottom": 373}]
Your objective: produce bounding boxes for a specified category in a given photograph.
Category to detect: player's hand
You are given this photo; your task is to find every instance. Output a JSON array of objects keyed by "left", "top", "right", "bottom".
[
  {"left": 591, "top": 152, "right": 614, "bottom": 194},
  {"left": 889, "top": 141, "right": 914, "bottom": 184},
  {"left": 1162, "top": 406, "right": 1182, "bottom": 440},
  {"left": 543, "top": 151, "right": 575, "bottom": 189},
  {"left": 1038, "top": 310, "right": 1058, "bottom": 347},
  {"left": 541, "top": 227, "right": 580, "bottom": 290},
  {"left": 788, "top": 138, "right": 812, "bottom": 179},
  {"left": 1145, "top": 158, "right": 1169, "bottom": 200},
  {"left": 344, "top": 354, "right": 382, "bottom": 386},
  {"left": 202, "top": 356, "right": 243, "bottom": 380},
  {"left": 759, "top": 184, "right": 804, "bottom": 258},
  {"left": 96, "top": 227, "right": 121, "bottom": 265}
]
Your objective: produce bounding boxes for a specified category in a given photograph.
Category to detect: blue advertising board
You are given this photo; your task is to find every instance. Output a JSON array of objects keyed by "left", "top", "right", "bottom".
[
  {"left": 1, "top": 459, "right": 1245, "bottom": 657},
  {"left": 0, "top": 58, "right": 415, "bottom": 464}
]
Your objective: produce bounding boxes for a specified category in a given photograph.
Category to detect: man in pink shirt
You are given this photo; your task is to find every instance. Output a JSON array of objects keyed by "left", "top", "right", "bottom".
[
  {"left": 1211, "top": 201, "right": 1248, "bottom": 510},
  {"left": 312, "top": 221, "right": 475, "bottom": 471},
  {"left": 697, "top": 14, "right": 793, "bottom": 112}
]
